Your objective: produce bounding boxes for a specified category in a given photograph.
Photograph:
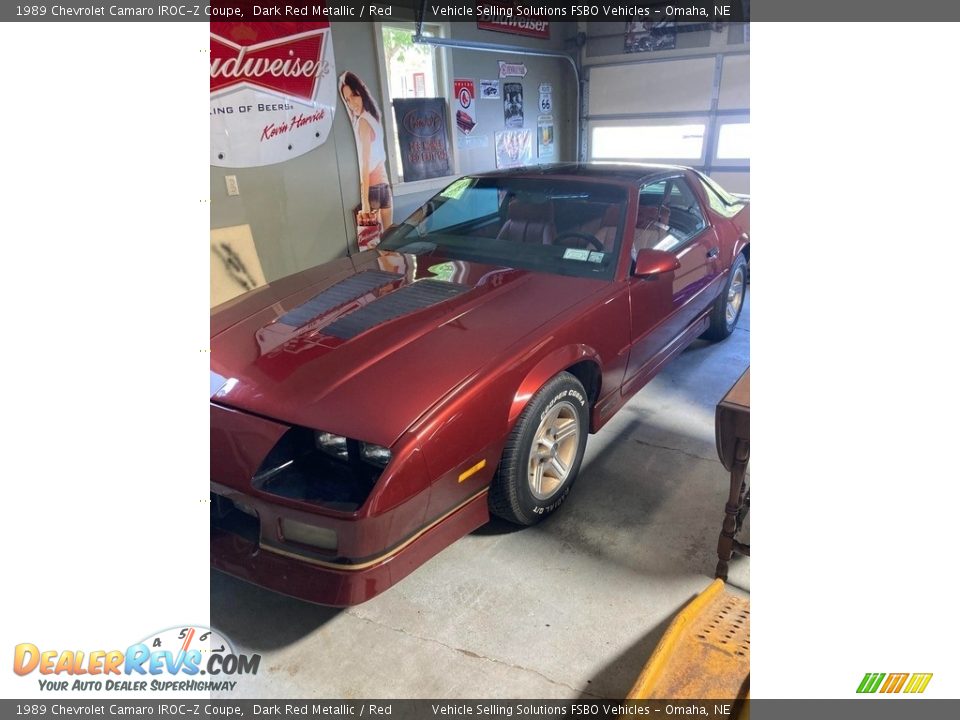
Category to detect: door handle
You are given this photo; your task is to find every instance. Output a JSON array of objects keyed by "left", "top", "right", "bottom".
[{"left": 706, "top": 247, "right": 719, "bottom": 259}]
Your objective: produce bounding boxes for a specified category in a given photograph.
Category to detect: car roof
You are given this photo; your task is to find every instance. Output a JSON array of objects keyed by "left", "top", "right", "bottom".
[{"left": 472, "top": 162, "right": 690, "bottom": 184}]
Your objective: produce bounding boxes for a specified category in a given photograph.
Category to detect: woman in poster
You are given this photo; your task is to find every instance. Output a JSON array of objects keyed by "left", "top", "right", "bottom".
[{"left": 339, "top": 72, "right": 393, "bottom": 236}]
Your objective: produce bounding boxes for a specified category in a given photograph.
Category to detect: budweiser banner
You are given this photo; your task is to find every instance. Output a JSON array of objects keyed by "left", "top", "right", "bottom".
[
  {"left": 393, "top": 98, "right": 452, "bottom": 182},
  {"left": 477, "top": 2, "right": 551, "bottom": 39},
  {"left": 210, "top": 18, "right": 337, "bottom": 168}
]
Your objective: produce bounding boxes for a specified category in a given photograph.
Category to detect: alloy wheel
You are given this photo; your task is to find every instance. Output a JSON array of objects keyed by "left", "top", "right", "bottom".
[
  {"left": 527, "top": 401, "right": 581, "bottom": 500},
  {"left": 726, "top": 266, "right": 745, "bottom": 327}
]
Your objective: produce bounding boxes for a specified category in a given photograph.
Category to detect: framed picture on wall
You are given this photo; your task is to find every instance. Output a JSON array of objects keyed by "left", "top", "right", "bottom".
[
  {"left": 393, "top": 98, "right": 453, "bottom": 181},
  {"left": 537, "top": 115, "right": 554, "bottom": 159},
  {"left": 624, "top": 21, "right": 677, "bottom": 53},
  {"left": 495, "top": 128, "right": 533, "bottom": 168},
  {"left": 503, "top": 82, "right": 524, "bottom": 128}
]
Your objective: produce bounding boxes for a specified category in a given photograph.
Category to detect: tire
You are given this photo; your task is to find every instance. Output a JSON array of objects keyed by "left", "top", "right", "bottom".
[
  {"left": 702, "top": 252, "right": 747, "bottom": 341},
  {"left": 489, "top": 372, "right": 589, "bottom": 526}
]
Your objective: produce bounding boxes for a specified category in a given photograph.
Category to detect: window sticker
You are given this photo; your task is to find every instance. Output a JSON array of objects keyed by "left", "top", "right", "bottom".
[
  {"left": 588, "top": 252, "right": 605, "bottom": 263},
  {"left": 441, "top": 177, "right": 473, "bottom": 200},
  {"left": 563, "top": 248, "right": 590, "bottom": 261},
  {"left": 428, "top": 262, "right": 456, "bottom": 281}
]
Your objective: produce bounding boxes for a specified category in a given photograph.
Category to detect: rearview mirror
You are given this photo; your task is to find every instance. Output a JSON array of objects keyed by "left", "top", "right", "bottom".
[{"left": 633, "top": 249, "right": 681, "bottom": 278}]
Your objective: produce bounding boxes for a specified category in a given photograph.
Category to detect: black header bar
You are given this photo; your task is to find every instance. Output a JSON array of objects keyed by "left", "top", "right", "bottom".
[
  {"left": 4, "top": 0, "right": 960, "bottom": 23},
  {"left": 3, "top": 699, "right": 960, "bottom": 720}
]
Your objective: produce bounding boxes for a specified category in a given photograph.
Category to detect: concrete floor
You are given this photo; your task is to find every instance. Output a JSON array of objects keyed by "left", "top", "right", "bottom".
[{"left": 212, "top": 292, "right": 750, "bottom": 698}]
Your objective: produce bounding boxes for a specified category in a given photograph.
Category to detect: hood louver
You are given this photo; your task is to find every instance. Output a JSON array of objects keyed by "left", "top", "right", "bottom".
[{"left": 324, "top": 279, "right": 470, "bottom": 340}]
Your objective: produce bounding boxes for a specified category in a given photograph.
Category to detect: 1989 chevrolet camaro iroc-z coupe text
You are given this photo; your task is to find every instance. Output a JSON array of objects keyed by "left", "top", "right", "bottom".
[{"left": 211, "top": 163, "right": 750, "bottom": 605}]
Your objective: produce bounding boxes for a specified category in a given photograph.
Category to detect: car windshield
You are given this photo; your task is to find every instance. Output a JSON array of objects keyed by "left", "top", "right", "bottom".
[{"left": 379, "top": 177, "right": 627, "bottom": 280}]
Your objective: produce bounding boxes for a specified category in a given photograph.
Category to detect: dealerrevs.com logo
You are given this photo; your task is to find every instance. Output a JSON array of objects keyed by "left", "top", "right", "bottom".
[
  {"left": 856, "top": 672, "right": 933, "bottom": 694},
  {"left": 13, "top": 626, "right": 260, "bottom": 693}
]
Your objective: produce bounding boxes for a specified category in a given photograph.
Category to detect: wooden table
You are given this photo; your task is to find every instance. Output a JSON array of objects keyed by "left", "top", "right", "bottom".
[{"left": 714, "top": 367, "right": 750, "bottom": 580}]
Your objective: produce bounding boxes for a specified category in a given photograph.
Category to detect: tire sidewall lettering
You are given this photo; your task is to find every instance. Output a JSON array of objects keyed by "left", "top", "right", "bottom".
[
  {"left": 534, "top": 486, "right": 570, "bottom": 514},
  {"left": 538, "top": 388, "right": 586, "bottom": 423}
]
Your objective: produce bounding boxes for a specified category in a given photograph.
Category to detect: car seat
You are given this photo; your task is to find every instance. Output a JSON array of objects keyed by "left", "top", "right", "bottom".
[
  {"left": 633, "top": 204, "right": 673, "bottom": 256},
  {"left": 496, "top": 201, "right": 556, "bottom": 245},
  {"left": 594, "top": 205, "right": 622, "bottom": 252}
]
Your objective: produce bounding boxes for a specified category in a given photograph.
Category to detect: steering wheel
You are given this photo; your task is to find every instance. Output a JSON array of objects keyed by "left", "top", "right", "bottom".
[{"left": 554, "top": 231, "right": 604, "bottom": 252}]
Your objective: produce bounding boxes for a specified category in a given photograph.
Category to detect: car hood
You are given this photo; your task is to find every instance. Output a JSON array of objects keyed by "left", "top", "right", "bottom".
[{"left": 210, "top": 250, "right": 606, "bottom": 447}]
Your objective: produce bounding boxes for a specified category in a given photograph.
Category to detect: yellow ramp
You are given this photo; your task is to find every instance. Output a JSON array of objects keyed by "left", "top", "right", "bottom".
[{"left": 627, "top": 579, "right": 749, "bottom": 700}]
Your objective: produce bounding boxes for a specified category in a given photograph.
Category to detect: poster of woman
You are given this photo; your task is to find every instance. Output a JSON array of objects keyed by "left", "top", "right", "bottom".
[{"left": 339, "top": 71, "right": 393, "bottom": 250}]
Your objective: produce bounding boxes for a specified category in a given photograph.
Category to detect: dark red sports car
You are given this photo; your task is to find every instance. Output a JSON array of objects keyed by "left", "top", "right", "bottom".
[{"left": 211, "top": 164, "right": 750, "bottom": 605}]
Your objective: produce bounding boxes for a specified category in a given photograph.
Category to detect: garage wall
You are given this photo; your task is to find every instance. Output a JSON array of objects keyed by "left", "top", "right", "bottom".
[
  {"left": 391, "top": 22, "right": 578, "bottom": 220},
  {"left": 393, "top": 22, "right": 578, "bottom": 219},
  {"left": 210, "top": 21, "right": 578, "bottom": 289},
  {"left": 581, "top": 23, "right": 749, "bottom": 194}
]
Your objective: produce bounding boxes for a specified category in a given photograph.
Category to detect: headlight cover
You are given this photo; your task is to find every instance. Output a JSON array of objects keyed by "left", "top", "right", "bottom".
[
  {"left": 315, "top": 432, "right": 348, "bottom": 461},
  {"left": 316, "top": 432, "right": 391, "bottom": 468},
  {"left": 252, "top": 428, "right": 391, "bottom": 512},
  {"left": 360, "top": 442, "right": 392, "bottom": 468}
]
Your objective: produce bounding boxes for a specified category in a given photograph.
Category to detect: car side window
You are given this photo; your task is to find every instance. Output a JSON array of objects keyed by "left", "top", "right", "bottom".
[
  {"left": 633, "top": 177, "right": 708, "bottom": 257},
  {"left": 662, "top": 178, "right": 707, "bottom": 245},
  {"left": 639, "top": 180, "right": 667, "bottom": 207},
  {"left": 633, "top": 180, "right": 676, "bottom": 257}
]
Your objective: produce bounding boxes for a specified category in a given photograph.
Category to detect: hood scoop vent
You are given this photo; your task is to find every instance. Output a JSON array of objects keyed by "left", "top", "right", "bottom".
[
  {"left": 276, "top": 270, "right": 401, "bottom": 329},
  {"left": 324, "top": 279, "right": 469, "bottom": 340}
]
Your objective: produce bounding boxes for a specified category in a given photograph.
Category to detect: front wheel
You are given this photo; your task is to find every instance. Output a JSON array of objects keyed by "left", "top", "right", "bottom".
[
  {"left": 489, "top": 372, "right": 589, "bottom": 526},
  {"left": 703, "top": 252, "right": 747, "bottom": 341}
]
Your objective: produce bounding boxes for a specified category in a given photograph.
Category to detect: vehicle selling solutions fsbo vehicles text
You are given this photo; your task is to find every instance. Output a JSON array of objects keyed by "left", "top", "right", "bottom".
[{"left": 429, "top": 5, "right": 730, "bottom": 18}]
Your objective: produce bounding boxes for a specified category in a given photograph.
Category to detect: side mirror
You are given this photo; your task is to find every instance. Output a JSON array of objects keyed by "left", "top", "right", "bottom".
[{"left": 633, "top": 249, "right": 681, "bottom": 278}]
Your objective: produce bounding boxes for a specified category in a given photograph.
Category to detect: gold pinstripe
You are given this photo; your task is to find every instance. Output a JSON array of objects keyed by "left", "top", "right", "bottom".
[{"left": 262, "top": 488, "right": 489, "bottom": 571}]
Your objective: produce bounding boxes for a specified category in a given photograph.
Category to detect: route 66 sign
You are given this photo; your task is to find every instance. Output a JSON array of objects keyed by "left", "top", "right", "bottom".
[{"left": 539, "top": 92, "right": 552, "bottom": 113}]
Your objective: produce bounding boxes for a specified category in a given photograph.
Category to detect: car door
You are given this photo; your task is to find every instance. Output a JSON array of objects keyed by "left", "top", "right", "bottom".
[{"left": 623, "top": 175, "right": 721, "bottom": 387}]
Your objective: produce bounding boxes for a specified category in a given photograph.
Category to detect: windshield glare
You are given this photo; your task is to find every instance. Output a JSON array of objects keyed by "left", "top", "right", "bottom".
[{"left": 379, "top": 177, "right": 627, "bottom": 280}]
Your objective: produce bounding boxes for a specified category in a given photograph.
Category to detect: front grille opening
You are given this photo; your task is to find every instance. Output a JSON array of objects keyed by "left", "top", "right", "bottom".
[
  {"left": 210, "top": 493, "right": 259, "bottom": 544},
  {"left": 252, "top": 427, "right": 380, "bottom": 512}
]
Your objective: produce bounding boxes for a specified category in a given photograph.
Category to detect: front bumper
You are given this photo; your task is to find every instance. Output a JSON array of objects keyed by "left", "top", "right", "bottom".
[
  {"left": 210, "top": 401, "right": 492, "bottom": 605},
  {"left": 210, "top": 482, "right": 489, "bottom": 606}
]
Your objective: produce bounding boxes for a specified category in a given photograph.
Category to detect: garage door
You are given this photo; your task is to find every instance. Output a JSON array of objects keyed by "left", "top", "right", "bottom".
[{"left": 584, "top": 51, "right": 749, "bottom": 194}]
